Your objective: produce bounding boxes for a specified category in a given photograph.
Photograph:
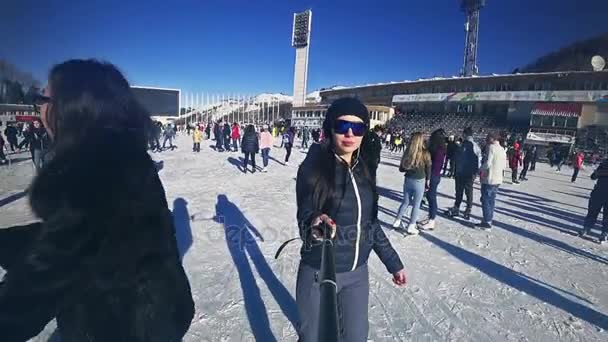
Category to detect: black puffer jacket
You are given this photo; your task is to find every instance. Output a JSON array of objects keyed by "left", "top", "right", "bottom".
[
  {"left": 241, "top": 131, "right": 259, "bottom": 154},
  {"left": 591, "top": 159, "right": 608, "bottom": 191},
  {"left": 0, "top": 132, "right": 194, "bottom": 342},
  {"left": 296, "top": 144, "right": 404, "bottom": 274},
  {"left": 29, "top": 127, "right": 50, "bottom": 152}
]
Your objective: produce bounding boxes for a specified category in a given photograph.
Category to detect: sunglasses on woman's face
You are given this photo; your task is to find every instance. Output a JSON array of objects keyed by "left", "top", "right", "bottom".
[{"left": 333, "top": 119, "right": 367, "bottom": 136}]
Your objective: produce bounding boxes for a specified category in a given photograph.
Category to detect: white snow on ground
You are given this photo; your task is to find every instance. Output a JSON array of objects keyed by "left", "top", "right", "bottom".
[{"left": 1, "top": 134, "right": 607, "bottom": 342}]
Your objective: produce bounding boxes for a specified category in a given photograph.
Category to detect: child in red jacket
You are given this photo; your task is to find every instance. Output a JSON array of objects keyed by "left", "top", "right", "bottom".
[
  {"left": 509, "top": 143, "right": 523, "bottom": 184},
  {"left": 571, "top": 151, "right": 585, "bottom": 183}
]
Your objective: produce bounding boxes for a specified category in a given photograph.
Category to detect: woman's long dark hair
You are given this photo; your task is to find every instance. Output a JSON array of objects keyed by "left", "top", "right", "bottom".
[
  {"left": 428, "top": 128, "right": 447, "bottom": 155},
  {"left": 46, "top": 59, "right": 152, "bottom": 153}
]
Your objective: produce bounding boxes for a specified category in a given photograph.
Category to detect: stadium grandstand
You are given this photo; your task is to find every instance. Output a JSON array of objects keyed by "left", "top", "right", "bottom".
[{"left": 317, "top": 32, "right": 608, "bottom": 155}]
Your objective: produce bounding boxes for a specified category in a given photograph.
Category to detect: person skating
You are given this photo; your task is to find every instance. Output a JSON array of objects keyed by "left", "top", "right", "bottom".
[
  {"left": 18, "top": 123, "right": 31, "bottom": 150},
  {"left": 222, "top": 123, "right": 231, "bottom": 152},
  {"left": 4, "top": 124, "right": 19, "bottom": 152},
  {"left": 29, "top": 119, "right": 51, "bottom": 172},
  {"left": 162, "top": 123, "right": 176, "bottom": 150},
  {"left": 446, "top": 127, "right": 481, "bottom": 220},
  {"left": 420, "top": 129, "right": 447, "bottom": 230},
  {"left": 283, "top": 127, "right": 295, "bottom": 165},
  {"left": 362, "top": 125, "right": 383, "bottom": 182},
  {"left": 214, "top": 121, "right": 224, "bottom": 152},
  {"left": 571, "top": 150, "right": 584, "bottom": 183},
  {"left": 231, "top": 122, "right": 241, "bottom": 152},
  {"left": 301, "top": 127, "right": 310, "bottom": 149},
  {"left": 579, "top": 157, "right": 608, "bottom": 243},
  {"left": 0, "top": 59, "right": 194, "bottom": 342},
  {"left": 205, "top": 123, "right": 211, "bottom": 140},
  {"left": 556, "top": 149, "right": 567, "bottom": 172},
  {"left": 259, "top": 124, "right": 273, "bottom": 172},
  {"left": 392, "top": 132, "right": 431, "bottom": 234},
  {"left": 384, "top": 131, "right": 392, "bottom": 149},
  {"left": 508, "top": 142, "right": 522, "bottom": 184},
  {"left": 192, "top": 126, "right": 202, "bottom": 152},
  {"left": 296, "top": 97, "right": 406, "bottom": 341},
  {"left": 0, "top": 133, "right": 8, "bottom": 165},
  {"left": 519, "top": 145, "right": 533, "bottom": 181},
  {"left": 241, "top": 124, "right": 259, "bottom": 173},
  {"left": 443, "top": 135, "right": 457, "bottom": 177},
  {"left": 475, "top": 132, "right": 507, "bottom": 230},
  {"left": 529, "top": 146, "right": 538, "bottom": 171}
]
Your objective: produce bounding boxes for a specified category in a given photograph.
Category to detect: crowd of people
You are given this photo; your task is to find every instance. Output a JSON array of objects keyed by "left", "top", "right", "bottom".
[
  {"left": 0, "top": 59, "right": 606, "bottom": 342},
  {"left": 1, "top": 119, "right": 51, "bottom": 172}
]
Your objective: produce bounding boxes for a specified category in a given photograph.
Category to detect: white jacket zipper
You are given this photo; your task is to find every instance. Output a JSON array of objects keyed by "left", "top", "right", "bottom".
[{"left": 348, "top": 168, "right": 362, "bottom": 272}]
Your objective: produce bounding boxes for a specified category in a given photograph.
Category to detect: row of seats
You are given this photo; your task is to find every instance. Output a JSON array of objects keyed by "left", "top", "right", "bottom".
[{"left": 386, "top": 112, "right": 503, "bottom": 138}]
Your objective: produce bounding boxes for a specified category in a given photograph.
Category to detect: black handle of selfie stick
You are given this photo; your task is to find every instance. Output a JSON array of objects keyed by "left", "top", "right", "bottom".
[{"left": 318, "top": 223, "right": 339, "bottom": 342}]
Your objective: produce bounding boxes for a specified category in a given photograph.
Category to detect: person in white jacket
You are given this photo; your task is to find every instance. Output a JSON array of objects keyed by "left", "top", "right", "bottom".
[{"left": 476, "top": 132, "right": 507, "bottom": 230}]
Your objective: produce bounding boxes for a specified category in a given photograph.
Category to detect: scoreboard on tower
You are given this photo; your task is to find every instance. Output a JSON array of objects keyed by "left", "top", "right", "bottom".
[{"left": 292, "top": 10, "right": 312, "bottom": 48}]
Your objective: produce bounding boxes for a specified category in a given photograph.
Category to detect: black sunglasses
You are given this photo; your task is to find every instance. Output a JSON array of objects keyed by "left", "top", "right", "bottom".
[{"left": 333, "top": 119, "right": 367, "bottom": 136}]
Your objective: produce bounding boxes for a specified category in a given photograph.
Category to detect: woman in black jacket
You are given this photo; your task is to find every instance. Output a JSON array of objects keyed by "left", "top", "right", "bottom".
[
  {"left": 0, "top": 59, "right": 194, "bottom": 342},
  {"left": 296, "top": 97, "right": 406, "bottom": 342},
  {"left": 241, "top": 124, "right": 259, "bottom": 173}
]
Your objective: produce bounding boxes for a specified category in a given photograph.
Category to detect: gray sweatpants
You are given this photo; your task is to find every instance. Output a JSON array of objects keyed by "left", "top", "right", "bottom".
[{"left": 296, "top": 262, "right": 369, "bottom": 342}]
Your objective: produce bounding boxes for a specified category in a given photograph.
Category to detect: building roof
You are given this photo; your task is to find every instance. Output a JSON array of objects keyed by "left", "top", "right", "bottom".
[{"left": 319, "top": 70, "right": 606, "bottom": 94}]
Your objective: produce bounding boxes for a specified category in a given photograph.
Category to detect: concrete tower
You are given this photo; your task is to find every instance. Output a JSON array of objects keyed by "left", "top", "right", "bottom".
[{"left": 292, "top": 10, "right": 312, "bottom": 107}]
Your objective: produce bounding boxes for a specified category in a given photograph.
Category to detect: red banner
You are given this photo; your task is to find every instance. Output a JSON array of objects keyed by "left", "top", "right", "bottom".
[
  {"left": 531, "top": 103, "right": 581, "bottom": 117},
  {"left": 15, "top": 115, "right": 40, "bottom": 122}
]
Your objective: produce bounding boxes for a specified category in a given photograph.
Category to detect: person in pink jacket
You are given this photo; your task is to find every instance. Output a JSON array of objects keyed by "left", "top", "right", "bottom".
[{"left": 259, "top": 124, "right": 274, "bottom": 172}]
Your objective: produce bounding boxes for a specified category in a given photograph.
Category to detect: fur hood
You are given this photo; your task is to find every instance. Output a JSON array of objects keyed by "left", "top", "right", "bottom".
[{"left": 0, "top": 131, "right": 194, "bottom": 342}]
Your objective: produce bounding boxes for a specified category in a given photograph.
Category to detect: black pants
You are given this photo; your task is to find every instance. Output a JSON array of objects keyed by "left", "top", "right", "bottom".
[
  {"left": 0, "top": 146, "right": 6, "bottom": 161},
  {"left": 520, "top": 162, "right": 530, "bottom": 179},
  {"left": 224, "top": 137, "right": 231, "bottom": 151},
  {"left": 454, "top": 175, "right": 474, "bottom": 213},
  {"left": 18, "top": 139, "right": 28, "bottom": 149},
  {"left": 571, "top": 168, "right": 580, "bottom": 183},
  {"left": 7, "top": 139, "right": 17, "bottom": 151},
  {"left": 530, "top": 159, "right": 537, "bottom": 171},
  {"left": 584, "top": 188, "right": 607, "bottom": 234},
  {"left": 285, "top": 143, "right": 293, "bottom": 162},
  {"left": 216, "top": 137, "right": 223, "bottom": 151},
  {"left": 511, "top": 168, "right": 518, "bottom": 183},
  {"left": 243, "top": 152, "right": 256, "bottom": 172},
  {"left": 193, "top": 142, "right": 200, "bottom": 152}
]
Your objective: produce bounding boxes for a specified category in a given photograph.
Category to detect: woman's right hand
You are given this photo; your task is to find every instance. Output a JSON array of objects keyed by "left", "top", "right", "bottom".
[{"left": 311, "top": 214, "right": 337, "bottom": 240}]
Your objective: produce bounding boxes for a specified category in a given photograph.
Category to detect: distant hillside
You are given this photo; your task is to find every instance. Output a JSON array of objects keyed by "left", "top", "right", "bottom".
[{"left": 520, "top": 33, "right": 608, "bottom": 73}]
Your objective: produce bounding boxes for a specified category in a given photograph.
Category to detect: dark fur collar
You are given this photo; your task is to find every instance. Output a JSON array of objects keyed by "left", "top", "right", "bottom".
[{"left": 29, "top": 134, "right": 155, "bottom": 221}]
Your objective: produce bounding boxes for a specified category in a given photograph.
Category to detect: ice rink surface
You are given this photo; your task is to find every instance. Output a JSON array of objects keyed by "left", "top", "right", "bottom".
[{"left": 1, "top": 134, "right": 607, "bottom": 342}]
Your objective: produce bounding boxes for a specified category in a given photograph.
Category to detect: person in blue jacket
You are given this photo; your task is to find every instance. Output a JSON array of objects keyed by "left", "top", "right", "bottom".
[{"left": 295, "top": 97, "right": 407, "bottom": 342}]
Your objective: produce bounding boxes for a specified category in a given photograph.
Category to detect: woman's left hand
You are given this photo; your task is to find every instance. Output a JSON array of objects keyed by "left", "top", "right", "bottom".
[{"left": 392, "top": 269, "right": 407, "bottom": 287}]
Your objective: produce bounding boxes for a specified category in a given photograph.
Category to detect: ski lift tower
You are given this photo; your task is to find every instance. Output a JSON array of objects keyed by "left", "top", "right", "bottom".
[
  {"left": 461, "top": 0, "right": 486, "bottom": 77},
  {"left": 292, "top": 10, "right": 312, "bottom": 107}
]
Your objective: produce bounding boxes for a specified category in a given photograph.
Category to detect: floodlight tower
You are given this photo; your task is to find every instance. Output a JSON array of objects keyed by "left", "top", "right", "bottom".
[
  {"left": 292, "top": 10, "right": 312, "bottom": 107},
  {"left": 461, "top": 0, "right": 486, "bottom": 77}
]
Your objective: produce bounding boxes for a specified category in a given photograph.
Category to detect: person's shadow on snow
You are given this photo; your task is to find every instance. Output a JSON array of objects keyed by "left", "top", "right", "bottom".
[
  {"left": 214, "top": 194, "right": 298, "bottom": 342},
  {"left": 172, "top": 198, "right": 193, "bottom": 261},
  {"left": 227, "top": 157, "right": 243, "bottom": 172}
]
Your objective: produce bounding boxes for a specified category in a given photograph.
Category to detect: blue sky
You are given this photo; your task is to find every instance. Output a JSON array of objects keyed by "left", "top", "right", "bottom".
[{"left": 2, "top": 0, "right": 607, "bottom": 95}]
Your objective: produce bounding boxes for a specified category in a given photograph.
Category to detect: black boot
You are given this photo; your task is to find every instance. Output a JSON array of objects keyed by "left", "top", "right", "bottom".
[
  {"left": 463, "top": 210, "right": 471, "bottom": 221},
  {"left": 579, "top": 227, "right": 590, "bottom": 238},
  {"left": 599, "top": 232, "right": 607, "bottom": 244},
  {"left": 446, "top": 207, "right": 459, "bottom": 218}
]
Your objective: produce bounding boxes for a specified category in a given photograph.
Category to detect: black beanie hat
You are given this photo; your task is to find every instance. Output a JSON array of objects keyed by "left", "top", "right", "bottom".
[{"left": 323, "top": 97, "right": 370, "bottom": 137}]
